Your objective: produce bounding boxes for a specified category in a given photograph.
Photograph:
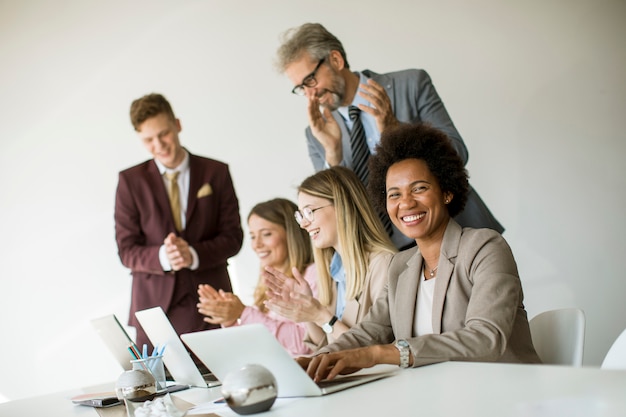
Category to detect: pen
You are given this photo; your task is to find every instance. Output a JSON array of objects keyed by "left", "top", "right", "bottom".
[
  {"left": 142, "top": 344, "right": 148, "bottom": 359},
  {"left": 128, "top": 344, "right": 142, "bottom": 360},
  {"left": 128, "top": 344, "right": 157, "bottom": 378},
  {"left": 127, "top": 346, "right": 139, "bottom": 360}
]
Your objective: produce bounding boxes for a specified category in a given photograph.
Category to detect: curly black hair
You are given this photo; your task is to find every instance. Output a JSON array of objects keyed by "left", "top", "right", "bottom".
[{"left": 368, "top": 123, "right": 469, "bottom": 218}]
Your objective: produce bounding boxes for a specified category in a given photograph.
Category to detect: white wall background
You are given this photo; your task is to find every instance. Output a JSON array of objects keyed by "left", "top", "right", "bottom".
[{"left": 1, "top": 0, "right": 625, "bottom": 403}]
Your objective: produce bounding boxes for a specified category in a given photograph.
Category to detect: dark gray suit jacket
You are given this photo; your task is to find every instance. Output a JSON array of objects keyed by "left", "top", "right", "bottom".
[{"left": 304, "top": 69, "right": 504, "bottom": 247}]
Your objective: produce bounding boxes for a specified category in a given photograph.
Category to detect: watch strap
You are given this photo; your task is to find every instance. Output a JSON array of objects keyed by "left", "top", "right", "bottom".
[{"left": 395, "top": 339, "right": 410, "bottom": 368}]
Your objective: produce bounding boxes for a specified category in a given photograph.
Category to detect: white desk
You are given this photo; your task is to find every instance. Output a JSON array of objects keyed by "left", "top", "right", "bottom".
[{"left": 1, "top": 362, "right": 624, "bottom": 417}]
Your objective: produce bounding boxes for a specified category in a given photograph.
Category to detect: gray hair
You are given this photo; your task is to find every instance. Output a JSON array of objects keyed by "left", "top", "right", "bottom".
[{"left": 275, "top": 23, "right": 349, "bottom": 72}]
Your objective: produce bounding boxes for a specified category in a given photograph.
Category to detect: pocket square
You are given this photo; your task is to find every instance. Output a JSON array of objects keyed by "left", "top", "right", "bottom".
[{"left": 197, "top": 183, "right": 212, "bottom": 198}]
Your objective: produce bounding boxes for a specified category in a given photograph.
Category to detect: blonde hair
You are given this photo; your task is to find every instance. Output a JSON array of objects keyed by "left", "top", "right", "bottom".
[
  {"left": 298, "top": 166, "right": 396, "bottom": 306},
  {"left": 248, "top": 198, "right": 313, "bottom": 311}
]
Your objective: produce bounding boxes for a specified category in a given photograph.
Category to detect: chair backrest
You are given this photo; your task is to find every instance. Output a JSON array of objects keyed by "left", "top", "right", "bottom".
[
  {"left": 529, "top": 308, "right": 585, "bottom": 367},
  {"left": 601, "top": 327, "right": 626, "bottom": 370}
]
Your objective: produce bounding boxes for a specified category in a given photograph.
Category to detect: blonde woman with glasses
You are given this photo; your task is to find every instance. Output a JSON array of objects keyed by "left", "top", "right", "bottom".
[{"left": 265, "top": 166, "right": 397, "bottom": 350}]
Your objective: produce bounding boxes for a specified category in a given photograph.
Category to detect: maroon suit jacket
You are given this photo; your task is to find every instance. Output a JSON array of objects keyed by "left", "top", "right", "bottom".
[{"left": 114, "top": 152, "right": 243, "bottom": 345}]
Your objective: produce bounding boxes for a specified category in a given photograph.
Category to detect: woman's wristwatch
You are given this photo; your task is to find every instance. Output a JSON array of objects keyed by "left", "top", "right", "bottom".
[
  {"left": 322, "top": 315, "right": 338, "bottom": 334},
  {"left": 394, "top": 339, "right": 411, "bottom": 368}
]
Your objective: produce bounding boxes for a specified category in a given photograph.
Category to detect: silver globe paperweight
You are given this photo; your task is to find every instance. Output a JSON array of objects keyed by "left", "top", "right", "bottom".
[
  {"left": 115, "top": 369, "right": 157, "bottom": 402},
  {"left": 221, "top": 364, "right": 278, "bottom": 415}
]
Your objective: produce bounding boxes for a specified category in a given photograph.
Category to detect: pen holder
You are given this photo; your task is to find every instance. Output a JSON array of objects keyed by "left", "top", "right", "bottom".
[{"left": 131, "top": 354, "right": 167, "bottom": 392}]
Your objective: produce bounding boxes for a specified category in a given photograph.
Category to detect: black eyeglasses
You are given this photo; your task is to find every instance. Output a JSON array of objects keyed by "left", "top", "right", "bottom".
[
  {"left": 291, "top": 58, "right": 325, "bottom": 96},
  {"left": 294, "top": 204, "right": 332, "bottom": 226}
]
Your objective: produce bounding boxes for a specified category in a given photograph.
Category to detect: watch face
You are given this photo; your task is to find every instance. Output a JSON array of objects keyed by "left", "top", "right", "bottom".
[
  {"left": 322, "top": 316, "right": 337, "bottom": 334},
  {"left": 397, "top": 340, "right": 409, "bottom": 348}
]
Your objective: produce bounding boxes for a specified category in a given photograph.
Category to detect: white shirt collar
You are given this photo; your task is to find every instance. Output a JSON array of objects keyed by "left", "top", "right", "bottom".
[
  {"left": 338, "top": 71, "right": 371, "bottom": 120},
  {"left": 154, "top": 149, "right": 190, "bottom": 175}
]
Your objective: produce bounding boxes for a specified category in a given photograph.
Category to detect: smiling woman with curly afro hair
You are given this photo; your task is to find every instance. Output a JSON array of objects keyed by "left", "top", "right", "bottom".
[
  {"left": 367, "top": 122, "right": 469, "bottom": 222},
  {"left": 295, "top": 122, "right": 540, "bottom": 379}
]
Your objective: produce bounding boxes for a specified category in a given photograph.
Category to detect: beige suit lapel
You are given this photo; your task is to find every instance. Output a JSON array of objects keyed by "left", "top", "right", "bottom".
[
  {"left": 431, "top": 220, "right": 462, "bottom": 333},
  {"left": 394, "top": 251, "right": 421, "bottom": 339}
]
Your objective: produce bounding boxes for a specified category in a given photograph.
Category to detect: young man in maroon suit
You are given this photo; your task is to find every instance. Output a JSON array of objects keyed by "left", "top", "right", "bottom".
[{"left": 115, "top": 93, "right": 243, "bottom": 349}]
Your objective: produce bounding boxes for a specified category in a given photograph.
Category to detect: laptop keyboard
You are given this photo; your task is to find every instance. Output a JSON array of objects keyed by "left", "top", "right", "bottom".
[
  {"left": 203, "top": 372, "right": 220, "bottom": 383},
  {"left": 316, "top": 374, "right": 369, "bottom": 388}
]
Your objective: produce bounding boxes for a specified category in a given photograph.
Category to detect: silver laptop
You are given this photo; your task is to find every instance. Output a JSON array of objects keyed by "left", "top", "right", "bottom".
[
  {"left": 90, "top": 314, "right": 135, "bottom": 371},
  {"left": 180, "top": 323, "right": 397, "bottom": 397},
  {"left": 135, "top": 306, "right": 221, "bottom": 388}
]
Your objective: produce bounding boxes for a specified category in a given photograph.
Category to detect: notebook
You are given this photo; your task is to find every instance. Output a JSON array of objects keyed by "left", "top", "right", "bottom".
[
  {"left": 134, "top": 306, "right": 221, "bottom": 388},
  {"left": 90, "top": 314, "right": 135, "bottom": 371},
  {"left": 180, "top": 323, "right": 397, "bottom": 397}
]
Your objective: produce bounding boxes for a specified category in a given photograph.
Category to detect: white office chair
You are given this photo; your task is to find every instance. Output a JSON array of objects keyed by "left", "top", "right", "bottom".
[
  {"left": 529, "top": 308, "right": 585, "bottom": 367},
  {"left": 601, "top": 327, "right": 626, "bottom": 370}
]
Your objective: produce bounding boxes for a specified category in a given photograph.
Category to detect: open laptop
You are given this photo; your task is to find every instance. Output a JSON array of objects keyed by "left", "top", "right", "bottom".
[
  {"left": 135, "top": 306, "right": 221, "bottom": 388},
  {"left": 180, "top": 323, "right": 397, "bottom": 397},
  {"left": 90, "top": 314, "right": 135, "bottom": 371}
]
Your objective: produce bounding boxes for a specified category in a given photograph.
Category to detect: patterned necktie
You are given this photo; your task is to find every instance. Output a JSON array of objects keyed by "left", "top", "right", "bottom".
[
  {"left": 348, "top": 106, "right": 393, "bottom": 236},
  {"left": 165, "top": 171, "right": 182, "bottom": 232},
  {"left": 348, "top": 106, "right": 370, "bottom": 185}
]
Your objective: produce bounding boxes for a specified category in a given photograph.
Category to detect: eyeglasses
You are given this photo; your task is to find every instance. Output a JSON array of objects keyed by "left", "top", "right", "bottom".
[
  {"left": 294, "top": 204, "right": 332, "bottom": 226},
  {"left": 291, "top": 58, "right": 325, "bottom": 96}
]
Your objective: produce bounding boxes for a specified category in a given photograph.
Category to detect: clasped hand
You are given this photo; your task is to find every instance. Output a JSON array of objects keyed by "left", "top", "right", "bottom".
[{"left": 164, "top": 232, "right": 192, "bottom": 271}]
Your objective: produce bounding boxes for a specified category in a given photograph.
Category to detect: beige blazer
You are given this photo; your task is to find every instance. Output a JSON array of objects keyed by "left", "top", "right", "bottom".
[
  {"left": 321, "top": 219, "right": 541, "bottom": 366},
  {"left": 306, "top": 250, "right": 394, "bottom": 350}
]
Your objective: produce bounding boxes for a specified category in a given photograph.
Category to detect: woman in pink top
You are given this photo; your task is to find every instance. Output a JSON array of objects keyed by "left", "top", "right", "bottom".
[{"left": 197, "top": 198, "right": 317, "bottom": 356}]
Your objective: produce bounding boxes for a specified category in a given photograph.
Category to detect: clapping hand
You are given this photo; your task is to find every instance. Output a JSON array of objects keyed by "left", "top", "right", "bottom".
[
  {"left": 307, "top": 94, "right": 343, "bottom": 166},
  {"left": 197, "top": 284, "right": 244, "bottom": 327},
  {"left": 263, "top": 266, "right": 323, "bottom": 323},
  {"left": 357, "top": 79, "right": 399, "bottom": 133}
]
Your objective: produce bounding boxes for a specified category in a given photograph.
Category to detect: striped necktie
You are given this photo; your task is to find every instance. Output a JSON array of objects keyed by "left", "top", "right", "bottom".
[
  {"left": 348, "top": 106, "right": 370, "bottom": 185},
  {"left": 165, "top": 171, "right": 182, "bottom": 232},
  {"left": 348, "top": 106, "right": 393, "bottom": 236}
]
